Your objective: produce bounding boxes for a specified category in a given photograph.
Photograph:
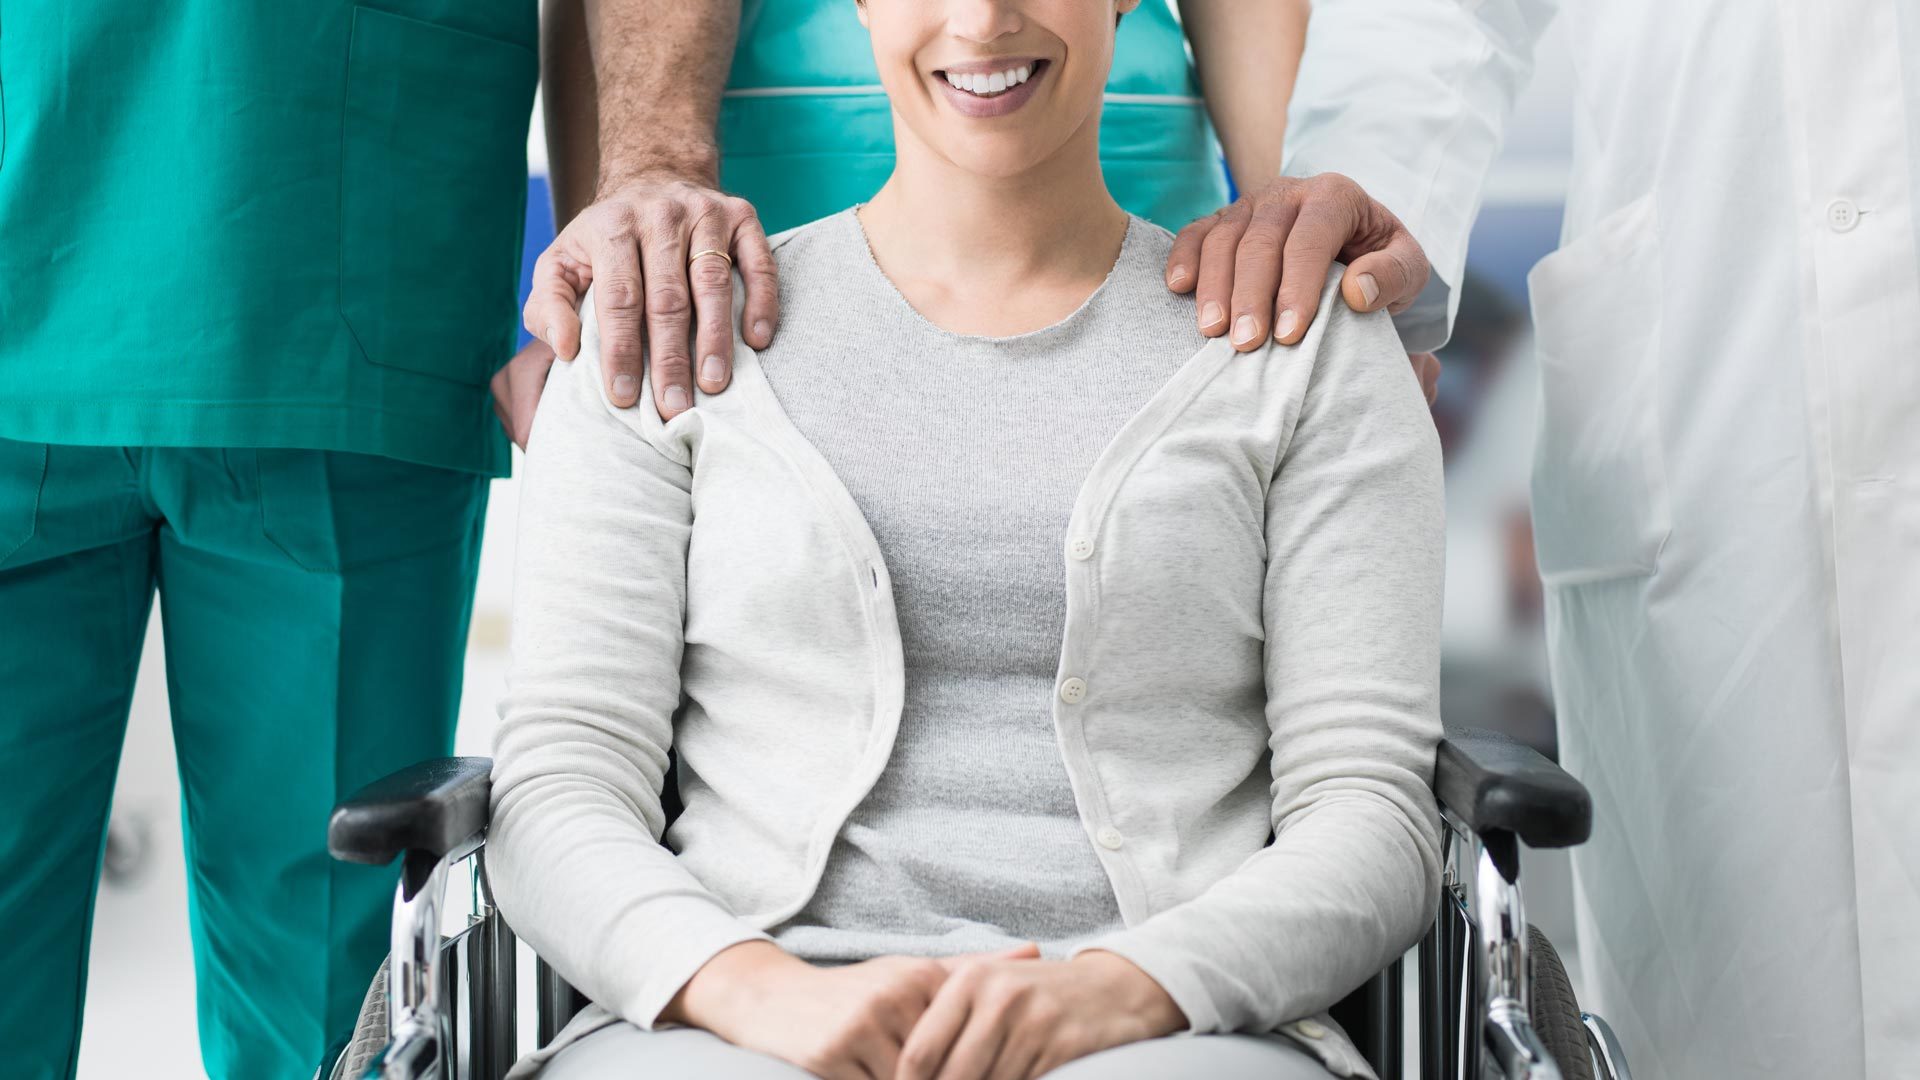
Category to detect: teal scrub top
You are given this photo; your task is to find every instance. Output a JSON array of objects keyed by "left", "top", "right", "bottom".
[
  {"left": 0, "top": 2, "right": 1220, "bottom": 476},
  {"left": 0, "top": 2, "right": 538, "bottom": 477},
  {"left": 722, "top": 0, "right": 1228, "bottom": 234}
]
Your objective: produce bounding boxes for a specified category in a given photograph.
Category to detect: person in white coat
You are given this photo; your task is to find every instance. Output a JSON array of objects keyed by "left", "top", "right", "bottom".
[{"left": 1230, "top": 1, "right": 1917, "bottom": 1076}]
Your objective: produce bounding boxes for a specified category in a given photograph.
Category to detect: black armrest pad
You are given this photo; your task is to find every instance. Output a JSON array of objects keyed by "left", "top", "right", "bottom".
[
  {"left": 328, "top": 756, "right": 494, "bottom": 866},
  {"left": 1434, "top": 730, "right": 1591, "bottom": 848}
]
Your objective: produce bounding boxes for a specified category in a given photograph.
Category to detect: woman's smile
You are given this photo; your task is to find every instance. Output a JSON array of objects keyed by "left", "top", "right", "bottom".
[{"left": 934, "top": 58, "right": 1050, "bottom": 118}]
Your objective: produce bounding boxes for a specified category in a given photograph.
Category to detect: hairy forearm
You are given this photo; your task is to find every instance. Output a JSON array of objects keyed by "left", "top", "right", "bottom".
[
  {"left": 541, "top": 0, "right": 600, "bottom": 226},
  {"left": 580, "top": 0, "right": 739, "bottom": 191},
  {"left": 1178, "top": 0, "right": 1310, "bottom": 188}
]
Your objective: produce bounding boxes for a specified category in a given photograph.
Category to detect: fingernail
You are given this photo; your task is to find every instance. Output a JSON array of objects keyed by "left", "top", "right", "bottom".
[
  {"left": 664, "top": 385, "right": 691, "bottom": 414},
  {"left": 1200, "top": 301, "right": 1225, "bottom": 330},
  {"left": 700, "top": 355, "right": 726, "bottom": 385},
  {"left": 1167, "top": 265, "right": 1190, "bottom": 288},
  {"left": 752, "top": 320, "right": 771, "bottom": 344},
  {"left": 1357, "top": 273, "right": 1380, "bottom": 307},
  {"left": 1232, "top": 314, "right": 1259, "bottom": 346},
  {"left": 544, "top": 325, "right": 558, "bottom": 347},
  {"left": 1276, "top": 309, "right": 1300, "bottom": 341},
  {"left": 612, "top": 373, "right": 637, "bottom": 403}
]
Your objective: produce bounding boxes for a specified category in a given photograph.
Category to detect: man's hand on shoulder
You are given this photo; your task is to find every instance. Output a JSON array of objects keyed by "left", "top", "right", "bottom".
[
  {"left": 1166, "top": 173, "right": 1437, "bottom": 402},
  {"left": 523, "top": 171, "right": 780, "bottom": 422}
]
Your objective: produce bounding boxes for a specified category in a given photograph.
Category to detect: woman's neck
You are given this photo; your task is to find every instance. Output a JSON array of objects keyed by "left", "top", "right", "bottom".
[{"left": 857, "top": 120, "right": 1130, "bottom": 336}]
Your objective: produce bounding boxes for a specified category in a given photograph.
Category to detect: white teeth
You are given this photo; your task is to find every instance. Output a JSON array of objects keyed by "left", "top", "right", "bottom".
[{"left": 945, "top": 64, "right": 1035, "bottom": 97}]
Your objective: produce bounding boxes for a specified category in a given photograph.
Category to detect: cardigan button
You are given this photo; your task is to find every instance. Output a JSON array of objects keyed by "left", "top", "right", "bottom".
[
  {"left": 1096, "top": 826, "right": 1125, "bottom": 850},
  {"left": 1059, "top": 677, "right": 1087, "bottom": 704},
  {"left": 1068, "top": 536, "right": 1094, "bottom": 560},
  {"left": 1291, "top": 1019, "right": 1328, "bottom": 1040}
]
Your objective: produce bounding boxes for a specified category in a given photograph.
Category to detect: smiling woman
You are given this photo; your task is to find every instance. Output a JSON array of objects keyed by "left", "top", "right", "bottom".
[{"left": 485, "top": 3, "right": 1444, "bottom": 1079}]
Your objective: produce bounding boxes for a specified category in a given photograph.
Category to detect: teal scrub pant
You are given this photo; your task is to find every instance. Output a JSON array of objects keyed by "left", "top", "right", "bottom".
[{"left": 0, "top": 439, "right": 489, "bottom": 1080}]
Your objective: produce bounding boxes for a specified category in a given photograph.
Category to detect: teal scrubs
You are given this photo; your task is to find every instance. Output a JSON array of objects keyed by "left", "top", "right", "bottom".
[
  {"left": 721, "top": 0, "right": 1229, "bottom": 233},
  {"left": 0, "top": 2, "right": 534, "bottom": 1077}
]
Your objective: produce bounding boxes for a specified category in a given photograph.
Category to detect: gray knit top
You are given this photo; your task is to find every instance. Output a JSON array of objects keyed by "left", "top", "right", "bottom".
[{"left": 760, "top": 209, "right": 1197, "bottom": 961}]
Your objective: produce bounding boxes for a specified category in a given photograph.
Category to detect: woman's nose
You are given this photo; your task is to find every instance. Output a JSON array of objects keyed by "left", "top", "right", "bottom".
[{"left": 944, "top": 0, "right": 1024, "bottom": 45}]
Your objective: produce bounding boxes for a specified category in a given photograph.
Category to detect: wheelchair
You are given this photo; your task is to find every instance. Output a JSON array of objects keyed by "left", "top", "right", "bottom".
[{"left": 318, "top": 730, "right": 1634, "bottom": 1080}]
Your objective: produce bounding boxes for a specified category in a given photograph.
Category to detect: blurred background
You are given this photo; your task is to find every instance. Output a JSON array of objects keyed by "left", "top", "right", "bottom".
[{"left": 76, "top": 14, "right": 1577, "bottom": 1078}]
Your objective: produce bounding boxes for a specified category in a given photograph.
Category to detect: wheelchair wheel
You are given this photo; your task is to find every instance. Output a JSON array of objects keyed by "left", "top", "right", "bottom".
[
  {"left": 327, "top": 957, "right": 391, "bottom": 1080},
  {"left": 1527, "top": 924, "right": 1594, "bottom": 1080}
]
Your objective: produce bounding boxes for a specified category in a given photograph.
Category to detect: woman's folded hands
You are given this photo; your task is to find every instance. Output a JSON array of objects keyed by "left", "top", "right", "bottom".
[{"left": 658, "top": 940, "right": 1187, "bottom": 1080}]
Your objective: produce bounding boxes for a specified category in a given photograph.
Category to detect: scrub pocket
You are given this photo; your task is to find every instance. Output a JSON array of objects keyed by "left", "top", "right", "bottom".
[
  {"left": 0, "top": 438, "right": 46, "bottom": 567},
  {"left": 253, "top": 449, "right": 486, "bottom": 574},
  {"left": 1526, "top": 193, "right": 1673, "bottom": 586},
  {"left": 339, "top": 5, "right": 536, "bottom": 388}
]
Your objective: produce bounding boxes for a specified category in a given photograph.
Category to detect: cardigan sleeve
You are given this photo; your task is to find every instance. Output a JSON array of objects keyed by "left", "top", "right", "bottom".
[
  {"left": 1071, "top": 286, "right": 1446, "bottom": 1034},
  {"left": 486, "top": 299, "right": 772, "bottom": 1031}
]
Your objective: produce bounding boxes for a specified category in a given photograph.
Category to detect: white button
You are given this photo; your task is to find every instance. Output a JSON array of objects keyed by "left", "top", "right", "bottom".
[
  {"left": 1058, "top": 677, "right": 1087, "bottom": 703},
  {"left": 1291, "top": 1019, "right": 1328, "bottom": 1040},
  {"left": 1096, "top": 826, "right": 1125, "bottom": 850},
  {"left": 1068, "top": 536, "right": 1095, "bottom": 561},
  {"left": 1827, "top": 198, "right": 1861, "bottom": 232}
]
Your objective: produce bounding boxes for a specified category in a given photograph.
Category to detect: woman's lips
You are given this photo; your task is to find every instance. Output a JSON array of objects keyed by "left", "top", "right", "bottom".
[{"left": 934, "top": 60, "right": 1049, "bottom": 119}]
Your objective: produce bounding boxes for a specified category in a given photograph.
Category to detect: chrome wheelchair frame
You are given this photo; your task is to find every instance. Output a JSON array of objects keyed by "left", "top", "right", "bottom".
[{"left": 319, "top": 730, "right": 1633, "bottom": 1080}]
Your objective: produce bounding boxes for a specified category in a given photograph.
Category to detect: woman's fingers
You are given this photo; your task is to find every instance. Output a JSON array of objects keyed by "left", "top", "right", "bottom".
[
  {"left": 982, "top": 1022, "right": 1042, "bottom": 1080},
  {"left": 897, "top": 973, "right": 973, "bottom": 1080},
  {"left": 931, "top": 979, "right": 1014, "bottom": 1080}
]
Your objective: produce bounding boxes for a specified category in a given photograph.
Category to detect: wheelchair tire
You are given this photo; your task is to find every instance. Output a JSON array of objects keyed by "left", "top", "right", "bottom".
[
  {"left": 331, "top": 956, "right": 391, "bottom": 1080},
  {"left": 1527, "top": 924, "right": 1594, "bottom": 1080}
]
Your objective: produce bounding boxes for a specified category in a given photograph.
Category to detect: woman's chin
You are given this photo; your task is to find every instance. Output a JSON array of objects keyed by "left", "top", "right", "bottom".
[{"left": 927, "top": 135, "right": 1067, "bottom": 184}]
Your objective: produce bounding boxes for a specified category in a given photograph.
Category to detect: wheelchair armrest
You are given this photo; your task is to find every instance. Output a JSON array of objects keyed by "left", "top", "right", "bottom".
[
  {"left": 1434, "top": 729, "right": 1591, "bottom": 848},
  {"left": 328, "top": 756, "right": 494, "bottom": 866}
]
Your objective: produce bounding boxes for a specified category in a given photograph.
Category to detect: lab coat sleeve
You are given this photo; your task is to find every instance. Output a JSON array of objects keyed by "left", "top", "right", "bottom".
[
  {"left": 1283, "top": 0, "right": 1560, "bottom": 352},
  {"left": 485, "top": 297, "right": 773, "bottom": 1032},
  {"left": 1073, "top": 275, "right": 1446, "bottom": 1035}
]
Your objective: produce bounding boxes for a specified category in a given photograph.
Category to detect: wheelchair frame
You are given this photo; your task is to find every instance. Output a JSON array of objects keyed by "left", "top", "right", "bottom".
[{"left": 321, "top": 730, "right": 1634, "bottom": 1080}]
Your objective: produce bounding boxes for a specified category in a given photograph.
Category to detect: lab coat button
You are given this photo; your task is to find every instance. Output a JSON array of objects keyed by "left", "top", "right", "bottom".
[
  {"left": 1069, "top": 537, "right": 1094, "bottom": 561},
  {"left": 1096, "top": 826, "right": 1125, "bottom": 850},
  {"left": 1292, "top": 1019, "right": 1328, "bottom": 1040},
  {"left": 1827, "top": 198, "right": 1860, "bottom": 232},
  {"left": 1059, "top": 677, "right": 1087, "bottom": 704}
]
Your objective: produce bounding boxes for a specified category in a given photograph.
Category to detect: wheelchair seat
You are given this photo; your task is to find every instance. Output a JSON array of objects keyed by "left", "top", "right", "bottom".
[{"left": 322, "top": 731, "right": 1631, "bottom": 1080}]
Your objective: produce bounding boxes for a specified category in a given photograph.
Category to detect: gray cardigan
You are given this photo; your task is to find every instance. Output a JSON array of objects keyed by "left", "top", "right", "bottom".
[{"left": 488, "top": 268, "right": 1445, "bottom": 1080}]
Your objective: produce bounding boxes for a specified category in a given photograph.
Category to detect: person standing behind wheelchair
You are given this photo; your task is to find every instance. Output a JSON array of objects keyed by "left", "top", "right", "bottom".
[
  {"left": 0, "top": 2, "right": 543, "bottom": 1077},
  {"left": 1272, "top": 3, "right": 1920, "bottom": 1077},
  {"left": 487, "top": 0, "right": 1442, "bottom": 427}
]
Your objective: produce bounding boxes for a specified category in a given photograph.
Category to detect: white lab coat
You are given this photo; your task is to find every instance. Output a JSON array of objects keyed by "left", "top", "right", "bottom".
[{"left": 1285, "top": 2, "right": 1920, "bottom": 1077}]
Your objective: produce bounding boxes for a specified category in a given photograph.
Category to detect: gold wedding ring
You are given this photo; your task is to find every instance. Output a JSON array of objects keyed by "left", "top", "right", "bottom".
[{"left": 688, "top": 248, "right": 733, "bottom": 269}]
